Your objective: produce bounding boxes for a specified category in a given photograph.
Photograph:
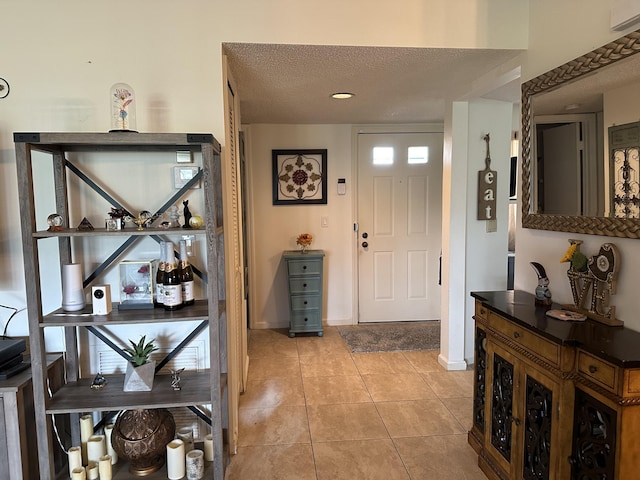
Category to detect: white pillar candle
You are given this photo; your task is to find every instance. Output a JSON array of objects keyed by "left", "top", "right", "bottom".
[
  {"left": 86, "top": 435, "right": 106, "bottom": 463},
  {"left": 68, "top": 446, "right": 83, "bottom": 478},
  {"left": 79, "top": 415, "right": 94, "bottom": 464},
  {"left": 186, "top": 449, "right": 204, "bottom": 480},
  {"left": 71, "top": 467, "right": 86, "bottom": 480},
  {"left": 85, "top": 461, "right": 99, "bottom": 480},
  {"left": 166, "top": 439, "right": 186, "bottom": 480},
  {"left": 104, "top": 423, "right": 118, "bottom": 464},
  {"left": 204, "top": 434, "right": 214, "bottom": 462},
  {"left": 98, "top": 455, "right": 112, "bottom": 480}
]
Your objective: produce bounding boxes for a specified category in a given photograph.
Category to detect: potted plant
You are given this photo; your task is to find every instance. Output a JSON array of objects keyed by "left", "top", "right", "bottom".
[{"left": 123, "top": 336, "right": 158, "bottom": 392}]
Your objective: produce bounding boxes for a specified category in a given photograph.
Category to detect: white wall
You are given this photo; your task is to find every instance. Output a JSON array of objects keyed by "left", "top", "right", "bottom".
[
  {"left": 244, "top": 124, "right": 354, "bottom": 328},
  {"left": 440, "top": 99, "right": 513, "bottom": 369},
  {"left": 515, "top": 0, "right": 640, "bottom": 331},
  {"left": 0, "top": 0, "right": 529, "bottom": 344}
]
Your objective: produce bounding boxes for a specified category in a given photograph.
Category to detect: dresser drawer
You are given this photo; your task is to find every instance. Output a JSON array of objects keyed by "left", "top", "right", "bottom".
[
  {"left": 475, "top": 301, "right": 488, "bottom": 321},
  {"left": 488, "top": 312, "right": 560, "bottom": 367},
  {"left": 577, "top": 350, "right": 618, "bottom": 392},
  {"left": 290, "top": 310, "right": 322, "bottom": 330},
  {"left": 287, "top": 259, "right": 323, "bottom": 276},
  {"left": 290, "top": 295, "right": 322, "bottom": 311},
  {"left": 289, "top": 277, "right": 322, "bottom": 295}
]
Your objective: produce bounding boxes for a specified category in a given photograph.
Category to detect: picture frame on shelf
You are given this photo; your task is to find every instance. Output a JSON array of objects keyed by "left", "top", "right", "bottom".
[{"left": 272, "top": 149, "right": 327, "bottom": 205}]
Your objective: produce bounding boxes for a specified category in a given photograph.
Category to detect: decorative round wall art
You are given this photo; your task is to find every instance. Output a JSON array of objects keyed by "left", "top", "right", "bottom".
[{"left": 272, "top": 149, "right": 327, "bottom": 205}]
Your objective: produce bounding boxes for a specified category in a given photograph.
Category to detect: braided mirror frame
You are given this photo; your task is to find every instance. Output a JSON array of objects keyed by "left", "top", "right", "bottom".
[{"left": 521, "top": 29, "right": 640, "bottom": 238}]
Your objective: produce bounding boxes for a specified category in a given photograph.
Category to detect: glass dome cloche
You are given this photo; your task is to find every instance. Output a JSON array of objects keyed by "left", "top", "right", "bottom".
[{"left": 110, "top": 82, "right": 137, "bottom": 132}]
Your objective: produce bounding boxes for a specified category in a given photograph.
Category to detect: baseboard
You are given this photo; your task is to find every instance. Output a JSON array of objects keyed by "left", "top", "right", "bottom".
[{"left": 437, "top": 352, "right": 468, "bottom": 371}]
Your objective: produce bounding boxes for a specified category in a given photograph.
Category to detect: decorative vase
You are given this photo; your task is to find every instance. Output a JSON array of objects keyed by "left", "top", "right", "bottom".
[
  {"left": 111, "top": 408, "right": 176, "bottom": 476},
  {"left": 123, "top": 361, "right": 155, "bottom": 392}
]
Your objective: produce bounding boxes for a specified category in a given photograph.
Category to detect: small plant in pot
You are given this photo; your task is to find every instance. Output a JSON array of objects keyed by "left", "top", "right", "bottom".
[{"left": 123, "top": 336, "right": 158, "bottom": 392}]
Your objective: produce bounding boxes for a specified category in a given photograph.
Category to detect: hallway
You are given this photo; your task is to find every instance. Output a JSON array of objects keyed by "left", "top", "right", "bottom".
[{"left": 225, "top": 327, "right": 486, "bottom": 479}]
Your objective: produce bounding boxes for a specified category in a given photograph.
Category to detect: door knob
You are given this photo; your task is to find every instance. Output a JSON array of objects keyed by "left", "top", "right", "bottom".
[{"left": 362, "top": 242, "right": 368, "bottom": 248}]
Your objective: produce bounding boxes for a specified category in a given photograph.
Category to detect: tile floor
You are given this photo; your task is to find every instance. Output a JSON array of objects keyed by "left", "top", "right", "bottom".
[{"left": 224, "top": 326, "right": 487, "bottom": 480}]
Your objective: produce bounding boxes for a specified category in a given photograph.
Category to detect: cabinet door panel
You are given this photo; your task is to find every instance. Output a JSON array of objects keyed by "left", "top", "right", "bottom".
[
  {"left": 485, "top": 341, "right": 519, "bottom": 478},
  {"left": 570, "top": 388, "right": 617, "bottom": 479},
  {"left": 473, "top": 325, "right": 487, "bottom": 434},
  {"left": 522, "top": 368, "right": 555, "bottom": 480}
]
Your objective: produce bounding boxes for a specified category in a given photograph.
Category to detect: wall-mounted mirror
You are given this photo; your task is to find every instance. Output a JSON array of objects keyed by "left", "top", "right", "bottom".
[{"left": 521, "top": 29, "right": 640, "bottom": 238}]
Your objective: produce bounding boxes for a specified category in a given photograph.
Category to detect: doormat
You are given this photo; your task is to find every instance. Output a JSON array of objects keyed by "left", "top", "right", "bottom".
[{"left": 338, "top": 322, "right": 440, "bottom": 353}]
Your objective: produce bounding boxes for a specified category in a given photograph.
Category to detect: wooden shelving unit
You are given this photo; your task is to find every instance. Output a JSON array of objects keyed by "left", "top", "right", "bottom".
[{"left": 14, "top": 132, "right": 228, "bottom": 479}]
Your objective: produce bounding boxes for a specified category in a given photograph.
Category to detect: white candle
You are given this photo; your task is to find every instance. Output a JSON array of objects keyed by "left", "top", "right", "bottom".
[
  {"left": 71, "top": 467, "right": 86, "bottom": 480},
  {"left": 79, "top": 414, "right": 93, "bottom": 464},
  {"left": 104, "top": 423, "right": 118, "bottom": 464},
  {"left": 204, "top": 434, "right": 214, "bottom": 462},
  {"left": 86, "top": 461, "right": 99, "bottom": 480},
  {"left": 98, "top": 455, "right": 112, "bottom": 480},
  {"left": 186, "top": 449, "right": 204, "bottom": 480},
  {"left": 176, "top": 426, "right": 194, "bottom": 452},
  {"left": 86, "top": 435, "right": 106, "bottom": 463},
  {"left": 166, "top": 439, "right": 186, "bottom": 480},
  {"left": 68, "top": 446, "right": 82, "bottom": 478}
]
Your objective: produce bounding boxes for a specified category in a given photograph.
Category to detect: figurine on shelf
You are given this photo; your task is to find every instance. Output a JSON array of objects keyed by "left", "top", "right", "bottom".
[
  {"left": 182, "top": 200, "right": 192, "bottom": 229},
  {"left": 530, "top": 261, "right": 552, "bottom": 306},
  {"left": 170, "top": 368, "right": 185, "bottom": 391},
  {"left": 167, "top": 205, "right": 181, "bottom": 228}
]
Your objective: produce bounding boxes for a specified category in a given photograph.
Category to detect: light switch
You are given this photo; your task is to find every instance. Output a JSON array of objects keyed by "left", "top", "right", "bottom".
[{"left": 321, "top": 216, "right": 329, "bottom": 228}]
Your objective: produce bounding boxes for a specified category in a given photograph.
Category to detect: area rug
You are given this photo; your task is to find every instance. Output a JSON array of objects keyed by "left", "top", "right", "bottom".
[{"left": 338, "top": 322, "right": 440, "bottom": 353}]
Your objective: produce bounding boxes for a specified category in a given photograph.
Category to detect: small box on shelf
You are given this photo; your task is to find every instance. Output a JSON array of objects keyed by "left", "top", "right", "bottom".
[{"left": 118, "top": 260, "right": 155, "bottom": 310}]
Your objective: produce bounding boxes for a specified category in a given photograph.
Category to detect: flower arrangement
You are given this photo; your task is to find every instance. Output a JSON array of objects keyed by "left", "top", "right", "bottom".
[
  {"left": 560, "top": 240, "right": 588, "bottom": 272},
  {"left": 296, "top": 233, "right": 313, "bottom": 252}
]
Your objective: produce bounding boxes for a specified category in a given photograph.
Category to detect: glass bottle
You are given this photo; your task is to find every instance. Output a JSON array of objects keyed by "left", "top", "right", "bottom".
[
  {"left": 163, "top": 242, "right": 182, "bottom": 310},
  {"left": 179, "top": 240, "right": 195, "bottom": 306},
  {"left": 155, "top": 241, "right": 165, "bottom": 307},
  {"left": 109, "top": 82, "right": 137, "bottom": 132}
]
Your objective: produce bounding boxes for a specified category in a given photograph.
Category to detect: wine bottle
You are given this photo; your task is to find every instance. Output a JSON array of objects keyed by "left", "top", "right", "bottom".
[
  {"left": 163, "top": 242, "right": 183, "bottom": 310},
  {"left": 155, "top": 241, "right": 165, "bottom": 307},
  {"left": 179, "top": 240, "right": 195, "bottom": 306}
]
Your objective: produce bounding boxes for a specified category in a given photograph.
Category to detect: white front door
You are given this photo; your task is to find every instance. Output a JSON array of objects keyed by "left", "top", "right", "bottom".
[{"left": 357, "top": 132, "right": 443, "bottom": 323}]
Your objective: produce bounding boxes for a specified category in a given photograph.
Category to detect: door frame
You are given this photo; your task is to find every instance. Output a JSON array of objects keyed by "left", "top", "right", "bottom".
[{"left": 351, "top": 123, "right": 444, "bottom": 325}]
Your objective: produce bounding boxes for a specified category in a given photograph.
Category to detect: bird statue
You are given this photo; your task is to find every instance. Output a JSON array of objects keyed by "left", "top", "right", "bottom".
[{"left": 530, "top": 261, "right": 552, "bottom": 306}]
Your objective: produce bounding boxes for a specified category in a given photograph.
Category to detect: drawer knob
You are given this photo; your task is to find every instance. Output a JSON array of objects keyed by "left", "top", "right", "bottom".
[
  {"left": 303, "top": 283, "right": 307, "bottom": 288},
  {"left": 304, "top": 301, "right": 308, "bottom": 305},
  {"left": 480, "top": 308, "right": 486, "bottom": 315},
  {"left": 304, "top": 318, "right": 308, "bottom": 322},
  {"left": 588, "top": 365, "right": 598, "bottom": 374},
  {"left": 513, "top": 331, "right": 521, "bottom": 339},
  {"left": 303, "top": 265, "right": 307, "bottom": 270}
]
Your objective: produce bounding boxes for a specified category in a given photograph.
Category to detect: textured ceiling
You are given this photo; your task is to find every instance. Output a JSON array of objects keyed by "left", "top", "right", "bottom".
[{"left": 223, "top": 43, "right": 523, "bottom": 125}]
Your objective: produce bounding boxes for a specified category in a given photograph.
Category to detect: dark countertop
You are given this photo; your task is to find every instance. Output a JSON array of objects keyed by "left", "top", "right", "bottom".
[{"left": 471, "top": 290, "right": 640, "bottom": 368}]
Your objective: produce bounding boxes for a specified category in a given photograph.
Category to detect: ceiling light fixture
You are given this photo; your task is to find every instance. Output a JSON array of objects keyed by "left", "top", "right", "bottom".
[{"left": 331, "top": 92, "right": 354, "bottom": 99}]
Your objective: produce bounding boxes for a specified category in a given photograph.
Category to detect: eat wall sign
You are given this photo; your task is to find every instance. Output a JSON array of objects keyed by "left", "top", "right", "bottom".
[{"left": 477, "top": 133, "right": 497, "bottom": 220}]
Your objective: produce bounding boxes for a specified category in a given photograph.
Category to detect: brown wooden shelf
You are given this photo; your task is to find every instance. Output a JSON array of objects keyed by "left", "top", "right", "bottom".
[
  {"left": 41, "top": 300, "right": 225, "bottom": 327},
  {"left": 33, "top": 227, "right": 206, "bottom": 238},
  {"left": 46, "top": 371, "right": 226, "bottom": 414}
]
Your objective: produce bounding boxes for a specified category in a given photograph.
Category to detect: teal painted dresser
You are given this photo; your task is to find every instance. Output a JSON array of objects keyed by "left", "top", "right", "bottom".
[{"left": 283, "top": 250, "right": 325, "bottom": 337}]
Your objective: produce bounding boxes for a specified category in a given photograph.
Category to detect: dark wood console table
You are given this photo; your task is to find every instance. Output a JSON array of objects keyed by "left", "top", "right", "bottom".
[{"left": 470, "top": 290, "right": 640, "bottom": 480}]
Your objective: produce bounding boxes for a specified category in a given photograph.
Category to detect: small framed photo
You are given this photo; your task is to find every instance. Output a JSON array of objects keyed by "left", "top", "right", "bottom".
[
  {"left": 272, "top": 149, "right": 327, "bottom": 205},
  {"left": 174, "top": 166, "right": 201, "bottom": 189}
]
